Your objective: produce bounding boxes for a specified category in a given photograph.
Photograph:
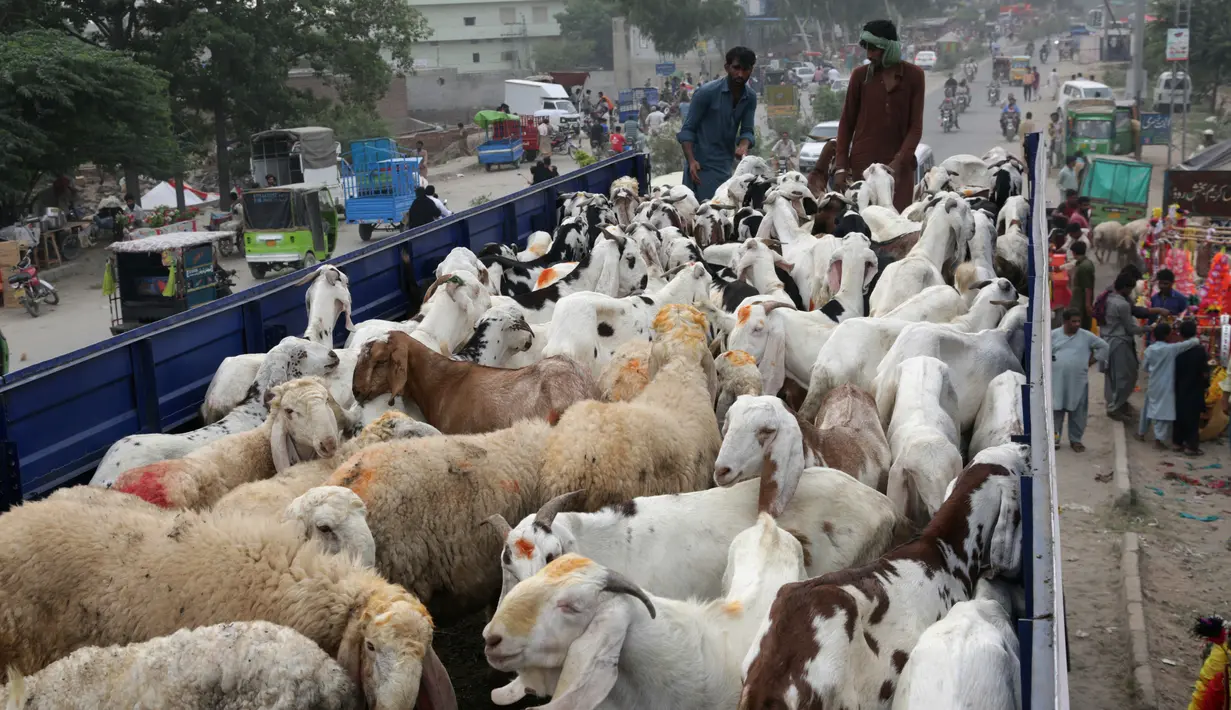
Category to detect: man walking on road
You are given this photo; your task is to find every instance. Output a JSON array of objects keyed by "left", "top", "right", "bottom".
[
  {"left": 677, "top": 46, "right": 758, "bottom": 201},
  {"left": 1102, "top": 272, "right": 1148, "bottom": 421},
  {"left": 1052, "top": 307, "right": 1109, "bottom": 453},
  {"left": 832, "top": 19, "right": 925, "bottom": 212}
]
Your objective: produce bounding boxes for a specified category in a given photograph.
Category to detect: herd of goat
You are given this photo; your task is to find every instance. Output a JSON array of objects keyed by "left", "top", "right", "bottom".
[{"left": 0, "top": 149, "right": 1038, "bottom": 710}]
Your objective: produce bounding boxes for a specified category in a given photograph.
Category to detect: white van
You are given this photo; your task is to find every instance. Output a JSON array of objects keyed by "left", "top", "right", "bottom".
[
  {"left": 1057, "top": 79, "right": 1114, "bottom": 113},
  {"left": 1154, "top": 71, "right": 1192, "bottom": 113},
  {"left": 504, "top": 80, "right": 583, "bottom": 132}
]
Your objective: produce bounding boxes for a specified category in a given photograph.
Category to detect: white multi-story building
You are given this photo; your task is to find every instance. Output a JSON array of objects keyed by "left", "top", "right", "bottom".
[{"left": 412, "top": 0, "right": 568, "bottom": 73}]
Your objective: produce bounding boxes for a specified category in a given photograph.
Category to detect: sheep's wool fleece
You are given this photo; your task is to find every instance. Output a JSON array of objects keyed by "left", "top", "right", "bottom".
[{"left": 4, "top": 621, "right": 361, "bottom": 709}]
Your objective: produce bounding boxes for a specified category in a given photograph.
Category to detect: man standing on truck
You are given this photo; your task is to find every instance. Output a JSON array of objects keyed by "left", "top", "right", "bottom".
[
  {"left": 832, "top": 19, "right": 925, "bottom": 212},
  {"left": 676, "top": 46, "right": 758, "bottom": 201}
]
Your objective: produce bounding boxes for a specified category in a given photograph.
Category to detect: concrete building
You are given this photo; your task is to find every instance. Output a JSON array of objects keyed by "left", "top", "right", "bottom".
[{"left": 412, "top": 0, "right": 568, "bottom": 73}]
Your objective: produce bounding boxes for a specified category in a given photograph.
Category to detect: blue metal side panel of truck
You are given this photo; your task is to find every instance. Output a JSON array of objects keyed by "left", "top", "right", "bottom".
[{"left": 0, "top": 152, "right": 648, "bottom": 505}]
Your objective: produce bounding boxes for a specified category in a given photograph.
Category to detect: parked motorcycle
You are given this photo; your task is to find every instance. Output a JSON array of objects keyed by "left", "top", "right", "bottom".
[
  {"left": 940, "top": 107, "right": 956, "bottom": 133},
  {"left": 7, "top": 250, "right": 58, "bottom": 317},
  {"left": 1001, "top": 112, "right": 1021, "bottom": 140},
  {"left": 988, "top": 84, "right": 1001, "bottom": 106}
]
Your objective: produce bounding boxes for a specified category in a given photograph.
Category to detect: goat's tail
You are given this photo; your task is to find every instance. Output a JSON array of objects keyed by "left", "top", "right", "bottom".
[{"left": 6, "top": 666, "right": 26, "bottom": 710}]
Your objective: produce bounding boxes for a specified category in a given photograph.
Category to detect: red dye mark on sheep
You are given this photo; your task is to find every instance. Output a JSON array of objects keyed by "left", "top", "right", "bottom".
[
  {"left": 498, "top": 479, "right": 521, "bottom": 494},
  {"left": 514, "top": 538, "right": 536, "bottom": 559},
  {"left": 536, "top": 268, "right": 558, "bottom": 290},
  {"left": 114, "top": 464, "right": 172, "bottom": 508},
  {"left": 547, "top": 409, "right": 561, "bottom": 426},
  {"left": 736, "top": 305, "right": 752, "bottom": 325}
]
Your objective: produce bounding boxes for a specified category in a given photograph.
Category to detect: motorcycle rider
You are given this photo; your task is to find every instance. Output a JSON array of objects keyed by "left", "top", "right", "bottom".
[
  {"left": 771, "top": 130, "right": 796, "bottom": 173},
  {"left": 964, "top": 60, "right": 977, "bottom": 80},
  {"left": 988, "top": 76, "right": 1002, "bottom": 104},
  {"left": 1001, "top": 95, "right": 1022, "bottom": 136},
  {"left": 939, "top": 94, "right": 960, "bottom": 129},
  {"left": 956, "top": 78, "right": 971, "bottom": 109},
  {"left": 944, "top": 73, "right": 958, "bottom": 97}
]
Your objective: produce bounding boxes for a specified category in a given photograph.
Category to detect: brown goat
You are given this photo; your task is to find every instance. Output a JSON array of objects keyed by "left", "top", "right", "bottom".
[{"left": 352, "top": 331, "right": 598, "bottom": 434}]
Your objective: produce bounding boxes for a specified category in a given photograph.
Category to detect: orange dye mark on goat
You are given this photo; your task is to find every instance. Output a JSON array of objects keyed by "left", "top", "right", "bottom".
[
  {"left": 722, "top": 350, "right": 756, "bottom": 367},
  {"left": 723, "top": 600, "right": 744, "bottom": 616},
  {"left": 536, "top": 268, "right": 558, "bottom": 289},
  {"left": 543, "top": 555, "right": 593, "bottom": 579},
  {"left": 547, "top": 409, "right": 561, "bottom": 426},
  {"left": 499, "top": 479, "right": 521, "bottom": 494},
  {"left": 736, "top": 305, "right": 752, "bottom": 325},
  {"left": 514, "top": 538, "right": 536, "bottom": 559},
  {"left": 114, "top": 463, "right": 172, "bottom": 508},
  {"left": 336, "top": 463, "right": 380, "bottom": 500}
]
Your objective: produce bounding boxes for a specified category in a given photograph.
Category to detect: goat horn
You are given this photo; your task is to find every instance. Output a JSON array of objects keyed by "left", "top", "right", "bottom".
[
  {"left": 760, "top": 300, "right": 796, "bottom": 314},
  {"left": 481, "top": 514, "right": 513, "bottom": 539},
  {"left": 989, "top": 299, "right": 1019, "bottom": 307},
  {"left": 602, "top": 569, "right": 656, "bottom": 618},
  {"left": 534, "top": 490, "right": 587, "bottom": 528},
  {"left": 421, "top": 273, "right": 456, "bottom": 304}
]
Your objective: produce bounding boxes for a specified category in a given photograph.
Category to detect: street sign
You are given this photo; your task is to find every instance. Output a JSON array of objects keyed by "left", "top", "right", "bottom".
[
  {"left": 1139, "top": 112, "right": 1172, "bottom": 145},
  {"left": 655, "top": 62, "right": 676, "bottom": 76},
  {"left": 1165, "top": 28, "right": 1189, "bottom": 61},
  {"left": 1165, "top": 170, "right": 1231, "bottom": 219}
]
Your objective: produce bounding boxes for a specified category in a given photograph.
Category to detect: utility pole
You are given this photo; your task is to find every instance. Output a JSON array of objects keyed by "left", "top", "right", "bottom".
[{"left": 1131, "top": 0, "right": 1146, "bottom": 160}]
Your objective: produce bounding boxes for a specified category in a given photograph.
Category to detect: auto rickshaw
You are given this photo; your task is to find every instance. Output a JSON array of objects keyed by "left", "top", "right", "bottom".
[
  {"left": 1078, "top": 155, "right": 1152, "bottom": 227},
  {"left": 993, "top": 56, "right": 1012, "bottom": 83},
  {"left": 242, "top": 184, "right": 339, "bottom": 279},
  {"left": 103, "top": 231, "right": 237, "bottom": 335},
  {"left": 1113, "top": 100, "right": 1138, "bottom": 155},
  {"left": 1064, "top": 99, "right": 1117, "bottom": 156},
  {"left": 1010, "top": 55, "right": 1030, "bottom": 85}
]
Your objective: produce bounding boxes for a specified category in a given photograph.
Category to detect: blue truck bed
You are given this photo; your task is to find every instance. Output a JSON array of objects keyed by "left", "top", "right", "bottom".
[{"left": 342, "top": 139, "right": 421, "bottom": 226}]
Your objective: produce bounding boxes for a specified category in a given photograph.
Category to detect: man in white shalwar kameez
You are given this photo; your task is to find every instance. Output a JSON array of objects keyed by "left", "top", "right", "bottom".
[
  {"left": 1136, "top": 321, "right": 1203, "bottom": 446},
  {"left": 1052, "top": 307, "right": 1109, "bottom": 452}
]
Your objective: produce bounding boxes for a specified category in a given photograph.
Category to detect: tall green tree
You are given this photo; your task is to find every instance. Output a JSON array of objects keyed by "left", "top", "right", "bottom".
[
  {"left": 1145, "top": 0, "right": 1231, "bottom": 112},
  {"left": 0, "top": 29, "right": 178, "bottom": 217},
  {"left": 617, "top": 0, "right": 744, "bottom": 55},
  {"left": 554, "top": 0, "right": 621, "bottom": 67}
]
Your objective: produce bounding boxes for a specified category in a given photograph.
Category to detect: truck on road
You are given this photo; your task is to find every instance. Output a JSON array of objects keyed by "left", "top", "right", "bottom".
[{"left": 504, "top": 79, "right": 582, "bottom": 133}]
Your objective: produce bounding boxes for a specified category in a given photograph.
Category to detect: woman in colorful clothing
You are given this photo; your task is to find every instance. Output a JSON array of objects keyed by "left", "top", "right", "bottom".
[{"left": 1189, "top": 616, "right": 1230, "bottom": 710}]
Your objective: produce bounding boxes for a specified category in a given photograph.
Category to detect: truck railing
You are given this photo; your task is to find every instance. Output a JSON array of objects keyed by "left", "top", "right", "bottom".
[
  {"left": 0, "top": 152, "right": 648, "bottom": 507},
  {"left": 1020, "top": 132, "right": 1070, "bottom": 709}
]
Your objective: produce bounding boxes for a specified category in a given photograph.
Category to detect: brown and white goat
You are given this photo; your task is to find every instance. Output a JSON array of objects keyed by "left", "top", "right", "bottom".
[
  {"left": 351, "top": 330, "right": 597, "bottom": 435},
  {"left": 737, "top": 444, "right": 1025, "bottom": 710}
]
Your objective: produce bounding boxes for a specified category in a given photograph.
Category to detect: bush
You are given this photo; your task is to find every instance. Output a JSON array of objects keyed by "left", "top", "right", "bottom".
[
  {"left": 812, "top": 89, "right": 844, "bottom": 122},
  {"left": 645, "top": 126, "right": 684, "bottom": 175},
  {"left": 469, "top": 194, "right": 491, "bottom": 207}
]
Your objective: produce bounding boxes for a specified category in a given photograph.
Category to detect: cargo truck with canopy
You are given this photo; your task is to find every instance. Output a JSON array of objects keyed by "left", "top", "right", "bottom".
[{"left": 249, "top": 127, "right": 342, "bottom": 198}]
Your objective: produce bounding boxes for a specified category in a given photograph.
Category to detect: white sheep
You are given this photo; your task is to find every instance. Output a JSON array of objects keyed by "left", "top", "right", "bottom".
[
  {"left": 92, "top": 337, "right": 341, "bottom": 488},
  {"left": 212, "top": 410, "right": 440, "bottom": 517},
  {"left": 281, "top": 486, "right": 376, "bottom": 568},
  {"left": 111, "top": 377, "right": 352, "bottom": 510},
  {"left": 2, "top": 622, "right": 364, "bottom": 709},
  {"left": 482, "top": 512, "right": 805, "bottom": 710},
  {"left": 596, "top": 340, "right": 651, "bottom": 402},
  {"left": 714, "top": 349, "right": 762, "bottom": 427},
  {"left": 0, "top": 491, "right": 456, "bottom": 710}
]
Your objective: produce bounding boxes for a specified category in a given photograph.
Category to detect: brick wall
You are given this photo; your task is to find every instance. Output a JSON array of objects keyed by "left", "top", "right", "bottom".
[{"left": 286, "top": 73, "right": 414, "bottom": 134}]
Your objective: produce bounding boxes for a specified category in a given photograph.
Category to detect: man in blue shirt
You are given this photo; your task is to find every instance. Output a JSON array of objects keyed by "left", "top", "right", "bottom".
[
  {"left": 1149, "top": 268, "right": 1188, "bottom": 322},
  {"left": 677, "top": 46, "right": 758, "bottom": 200}
]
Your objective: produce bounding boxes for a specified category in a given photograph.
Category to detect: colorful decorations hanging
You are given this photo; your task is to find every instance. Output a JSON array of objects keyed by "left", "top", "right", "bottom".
[{"left": 1199, "top": 252, "right": 1231, "bottom": 315}]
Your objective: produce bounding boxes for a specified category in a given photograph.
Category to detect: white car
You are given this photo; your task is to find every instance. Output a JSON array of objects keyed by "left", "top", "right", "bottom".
[
  {"left": 914, "top": 51, "right": 937, "bottom": 70},
  {"left": 797, "top": 121, "right": 841, "bottom": 174},
  {"left": 792, "top": 67, "right": 816, "bottom": 83}
]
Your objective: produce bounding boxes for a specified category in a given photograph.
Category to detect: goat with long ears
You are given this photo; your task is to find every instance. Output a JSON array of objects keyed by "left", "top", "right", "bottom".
[{"left": 292, "top": 264, "right": 355, "bottom": 346}]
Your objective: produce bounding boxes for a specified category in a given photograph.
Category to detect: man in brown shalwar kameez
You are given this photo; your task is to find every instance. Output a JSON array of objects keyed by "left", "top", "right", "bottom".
[{"left": 830, "top": 19, "right": 926, "bottom": 212}]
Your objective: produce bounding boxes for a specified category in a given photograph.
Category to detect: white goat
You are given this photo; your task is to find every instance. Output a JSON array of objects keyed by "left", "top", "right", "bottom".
[
  {"left": 295, "top": 264, "right": 354, "bottom": 346},
  {"left": 970, "top": 370, "right": 1027, "bottom": 458},
  {"left": 869, "top": 193, "right": 972, "bottom": 316}
]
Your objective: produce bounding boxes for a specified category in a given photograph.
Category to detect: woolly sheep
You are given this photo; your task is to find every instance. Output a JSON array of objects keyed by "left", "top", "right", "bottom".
[
  {"left": 91, "top": 337, "right": 341, "bottom": 488},
  {"left": 212, "top": 411, "right": 440, "bottom": 518},
  {"left": 282, "top": 486, "right": 377, "bottom": 568},
  {"left": 0, "top": 491, "right": 457, "bottom": 710},
  {"left": 597, "top": 340, "right": 651, "bottom": 401},
  {"left": 714, "top": 350, "right": 763, "bottom": 427},
  {"left": 3, "top": 621, "right": 363, "bottom": 709},
  {"left": 112, "top": 377, "right": 352, "bottom": 510}
]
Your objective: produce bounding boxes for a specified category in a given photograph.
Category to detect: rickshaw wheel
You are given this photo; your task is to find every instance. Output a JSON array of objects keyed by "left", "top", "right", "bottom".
[
  {"left": 249, "top": 263, "right": 268, "bottom": 280},
  {"left": 485, "top": 164, "right": 493, "bottom": 172},
  {"left": 359, "top": 224, "right": 375, "bottom": 241},
  {"left": 302, "top": 252, "right": 319, "bottom": 269}
]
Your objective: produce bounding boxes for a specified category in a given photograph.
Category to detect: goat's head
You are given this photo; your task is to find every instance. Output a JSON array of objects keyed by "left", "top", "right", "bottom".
[
  {"left": 714, "top": 394, "right": 806, "bottom": 517},
  {"left": 825, "top": 232, "right": 879, "bottom": 302},
  {"left": 969, "top": 277, "right": 1020, "bottom": 311},
  {"left": 459, "top": 306, "right": 534, "bottom": 366},
  {"left": 352, "top": 332, "right": 413, "bottom": 406},
  {"left": 253, "top": 336, "right": 340, "bottom": 399},
  {"left": 859, "top": 163, "right": 895, "bottom": 209},
  {"left": 482, "top": 555, "right": 656, "bottom": 698},
  {"left": 733, "top": 238, "right": 792, "bottom": 291},
  {"left": 337, "top": 584, "right": 456, "bottom": 710},
  {"left": 727, "top": 299, "right": 793, "bottom": 395},
  {"left": 485, "top": 490, "right": 589, "bottom": 603},
  {"left": 262, "top": 376, "right": 345, "bottom": 472},
  {"left": 283, "top": 485, "right": 376, "bottom": 567}
]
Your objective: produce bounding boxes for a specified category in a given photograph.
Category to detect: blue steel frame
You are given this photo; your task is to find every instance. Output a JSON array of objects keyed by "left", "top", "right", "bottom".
[
  {"left": 0, "top": 152, "right": 648, "bottom": 507},
  {"left": 1019, "top": 132, "right": 1070, "bottom": 709}
]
